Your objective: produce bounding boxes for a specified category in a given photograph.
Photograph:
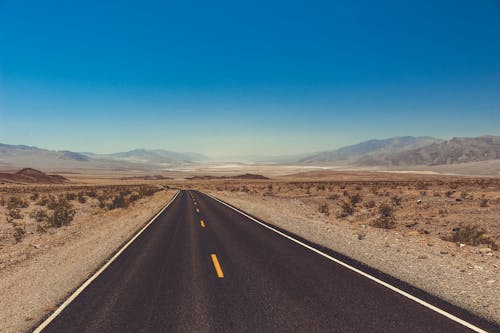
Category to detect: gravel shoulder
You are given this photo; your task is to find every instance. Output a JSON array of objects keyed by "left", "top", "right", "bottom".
[
  {"left": 0, "top": 190, "right": 176, "bottom": 333},
  {"left": 210, "top": 191, "right": 500, "bottom": 324}
]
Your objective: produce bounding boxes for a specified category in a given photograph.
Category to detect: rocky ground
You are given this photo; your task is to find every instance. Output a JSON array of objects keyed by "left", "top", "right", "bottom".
[
  {"left": 200, "top": 177, "right": 499, "bottom": 324},
  {"left": 0, "top": 185, "right": 176, "bottom": 333}
]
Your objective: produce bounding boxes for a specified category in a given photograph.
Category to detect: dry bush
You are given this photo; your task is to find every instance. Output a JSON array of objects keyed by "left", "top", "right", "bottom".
[
  {"left": 328, "top": 194, "right": 340, "bottom": 200},
  {"left": 65, "top": 192, "right": 77, "bottom": 201},
  {"left": 7, "top": 208, "right": 23, "bottom": 221},
  {"left": 372, "top": 203, "right": 396, "bottom": 229},
  {"left": 391, "top": 195, "right": 402, "bottom": 206},
  {"left": 337, "top": 201, "right": 354, "bottom": 218},
  {"left": 48, "top": 198, "right": 76, "bottom": 228},
  {"left": 7, "top": 196, "right": 29, "bottom": 209},
  {"left": 108, "top": 194, "right": 129, "bottom": 210},
  {"left": 30, "top": 208, "right": 49, "bottom": 223},
  {"left": 364, "top": 200, "right": 375, "bottom": 209},
  {"left": 480, "top": 198, "right": 489, "bottom": 208},
  {"left": 318, "top": 203, "right": 330, "bottom": 216},
  {"left": 349, "top": 193, "right": 362, "bottom": 206},
  {"left": 77, "top": 192, "right": 87, "bottom": 203},
  {"left": 444, "top": 225, "right": 497, "bottom": 250},
  {"left": 13, "top": 225, "right": 26, "bottom": 243}
]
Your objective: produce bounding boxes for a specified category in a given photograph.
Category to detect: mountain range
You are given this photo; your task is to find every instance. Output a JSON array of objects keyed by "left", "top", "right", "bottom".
[
  {"left": 0, "top": 135, "right": 498, "bottom": 171},
  {"left": 299, "top": 135, "right": 500, "bottom": 166}
]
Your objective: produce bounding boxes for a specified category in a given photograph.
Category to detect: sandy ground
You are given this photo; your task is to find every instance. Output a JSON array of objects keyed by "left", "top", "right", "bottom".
[
  {"left": 208, "top": 190, "right": 500, "bottom": 324},
  {"left": 0, "top": 189, "right": 176, "bottom": 333}
]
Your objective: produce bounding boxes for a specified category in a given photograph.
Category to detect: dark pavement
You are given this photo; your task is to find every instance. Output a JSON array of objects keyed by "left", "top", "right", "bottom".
[{"left": 37, "top": 190, "right": 495, "bottom": 333}]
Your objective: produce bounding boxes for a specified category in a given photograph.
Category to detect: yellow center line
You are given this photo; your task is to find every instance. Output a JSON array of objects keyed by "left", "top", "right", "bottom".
[
  {"left": 194, "top": 202, "right": 197, "bottom": 205},
  {"left": 196, "top": 208, "right": 200, "bottom": 213},
  {"left": 210, "top": 254, "right": 224, "bottom": 278},
  {"left": 200, "top": 220, "right": 205, "bottom": 228}
]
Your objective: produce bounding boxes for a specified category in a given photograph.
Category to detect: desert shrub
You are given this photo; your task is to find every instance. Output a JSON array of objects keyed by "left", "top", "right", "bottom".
[
  {"left": 364, "top": 200, "right": 375, "bottom": 208},
  {"left": 13, "top": 225, "right": 26, "bottom": 243},
  {"left": 328, "top": 194, "right": 340, "bottom": 200},
  {"left": 444, "top": 225, "right": 497, "bottom": 250},
  {"left": 86, "top": 190, "right": 97, "bottom": 198},
  {"left": 77, "top": 192, "right": 87, "bottom": 204},
  {"left": 460, "top": 192, "right": 469, "bottom": 200},
  {"left": 349, "top": 193, "right": 362, "bottom": 206},
  {"left": 108, "top": 195, "right": 129, "bottom": 210},
  {"left": 7, "top": 196, "right": 29, "bottom": 209},
  {"left": 47, "top": 195, "right": 60, "bottom": 210},
  {"left": 337, "top": 201, "right": 354, "bottom": 218},
  {"left": 97, "top": 196, "right": 107, "bottom": 209},
  {"left": 433, "top": 192, "right": 441, "bottom": 197},
  {"left": 48, "top": 199, "right": 76, "bottom": 227},
  {"left": 445, "top": 190, "right": 454, "bottom": 198},
  {"left": 391, "top": 195, "right": 402, "bottom": 206},
  {"left": 30, "top": 193, "right": 40, "bottom": 201},
  {"left": 480, "top": 198, "right": 489, "bottom": 208},
  {"left": 36, "top": 196, "right": 49, "bottom": 206},
  {"left": 372, "top": 204, "right": 396, "bottom": 229},
  {"left": 65, "top": 192, "right": 77, "bottom": 201},
  {"left": 7, "top": 208, "right": 23, "bottom": 220},
  {"left": 30, "top": 208, "right": 50, "bottom": 223},
  {"left": 129, "top": 193, "right": 140, "bottom": 202},
  {"left": 139, "top": 186, "right": 159, "bottom": 197},
  {"left": 343, "top": 190, "right": 349, "bottom": 197},
  {"left": 318, "top": 203, "right": 330, "bottom": 216},
  {"left": 0, "top": 197, "right": 5, "bottom": 206}
]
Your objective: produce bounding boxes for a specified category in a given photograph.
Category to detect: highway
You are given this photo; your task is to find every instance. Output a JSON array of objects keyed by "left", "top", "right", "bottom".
[{"left": 34, "top": 190, "right": 496, "bottom": 332}]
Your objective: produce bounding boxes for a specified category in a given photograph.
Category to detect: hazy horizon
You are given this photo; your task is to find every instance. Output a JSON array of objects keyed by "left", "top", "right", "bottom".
[{"left": 1, "top": 1, "right": 499, "bottom": 156}]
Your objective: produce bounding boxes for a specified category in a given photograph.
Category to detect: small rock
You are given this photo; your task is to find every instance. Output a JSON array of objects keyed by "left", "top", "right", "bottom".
[
  {"left": 487, "top": 280, "right": 495, "bottom": 284},
  {"left": 478, "top": 247, "right": 492, "bottom": 254},
  {"left": 459, "top": 243, "right": 466, "bottom": 248},
  {"left": 418, "top": 255, "right": 428, "bottom": 259},
  {"left": 416, "top": 199, "right": 422, "bottom": 204},
  {"left": 440, "top": 251, "right": 449, "bottom": 254},
  {"left": 427, "top": 242, "right": 434, "bottom": 247},
  {"left": 406, "top": 230, "right": 420, "bottom": 237}
]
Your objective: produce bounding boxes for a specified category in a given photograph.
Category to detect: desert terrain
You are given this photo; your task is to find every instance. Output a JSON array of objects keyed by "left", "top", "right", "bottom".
[
  {"left": 182, "top": 170, "right": 500, "bottom": 323},
  {"left": 0, "top": 173, "right": 176, "bottom": 333},
  {"left": 0, "top": 167, "right": 499, "bottom": 332}
]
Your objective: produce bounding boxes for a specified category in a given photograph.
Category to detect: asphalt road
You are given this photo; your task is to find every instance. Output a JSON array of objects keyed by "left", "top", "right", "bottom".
[{"left": 36, "top": 190, "right": 496, "bottom": 332}]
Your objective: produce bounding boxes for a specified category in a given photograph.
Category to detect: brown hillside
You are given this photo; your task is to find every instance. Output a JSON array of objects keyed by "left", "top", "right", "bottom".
[{"left": 0, "top": 168, "right": 69, "bottom": 184}]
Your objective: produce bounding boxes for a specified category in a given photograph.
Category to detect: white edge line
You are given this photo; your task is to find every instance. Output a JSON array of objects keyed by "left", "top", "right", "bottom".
[
  {"left": 205, "top": 192, "right": 489, "bottom": 333},
  {"left": 32, "top": 190, "right": 180, "bottom": 333}
]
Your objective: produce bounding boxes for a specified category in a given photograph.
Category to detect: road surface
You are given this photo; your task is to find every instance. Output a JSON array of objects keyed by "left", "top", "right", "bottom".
[{"left": 35, "top": 190, "right": 496, "bottom": 332}]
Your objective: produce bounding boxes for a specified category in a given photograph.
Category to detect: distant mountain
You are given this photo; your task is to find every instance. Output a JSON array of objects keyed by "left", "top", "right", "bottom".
[
  {"left": 357, "top": 135, "right": 500, "bottom": 166},
  {"left": 0, "top": 144, "right": 207, "bottom": 170},
  {"left": 299, "top": 137, "right": 442, "bottom": 164},
  {"left": 86, "top": 149, "right": 209, "bottom": 164}
]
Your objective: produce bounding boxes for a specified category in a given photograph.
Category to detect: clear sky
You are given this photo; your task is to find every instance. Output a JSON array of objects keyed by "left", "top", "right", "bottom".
[{"left": 0, "top": 0, "right": 499, "bottom": 157}]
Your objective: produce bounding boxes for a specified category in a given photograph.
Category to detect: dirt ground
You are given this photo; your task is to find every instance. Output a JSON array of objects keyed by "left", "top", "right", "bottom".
[
  {"left": 1, "top": 170, "right": 499, "bottom": 331},
  {"left": 0, "top": 184, "right": 176, "bottom": 333}
]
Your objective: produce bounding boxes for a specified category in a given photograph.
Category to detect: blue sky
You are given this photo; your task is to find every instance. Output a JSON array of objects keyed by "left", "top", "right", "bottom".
[{"left": 0, "top": 0, "right": 499, "bottom": 156}]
